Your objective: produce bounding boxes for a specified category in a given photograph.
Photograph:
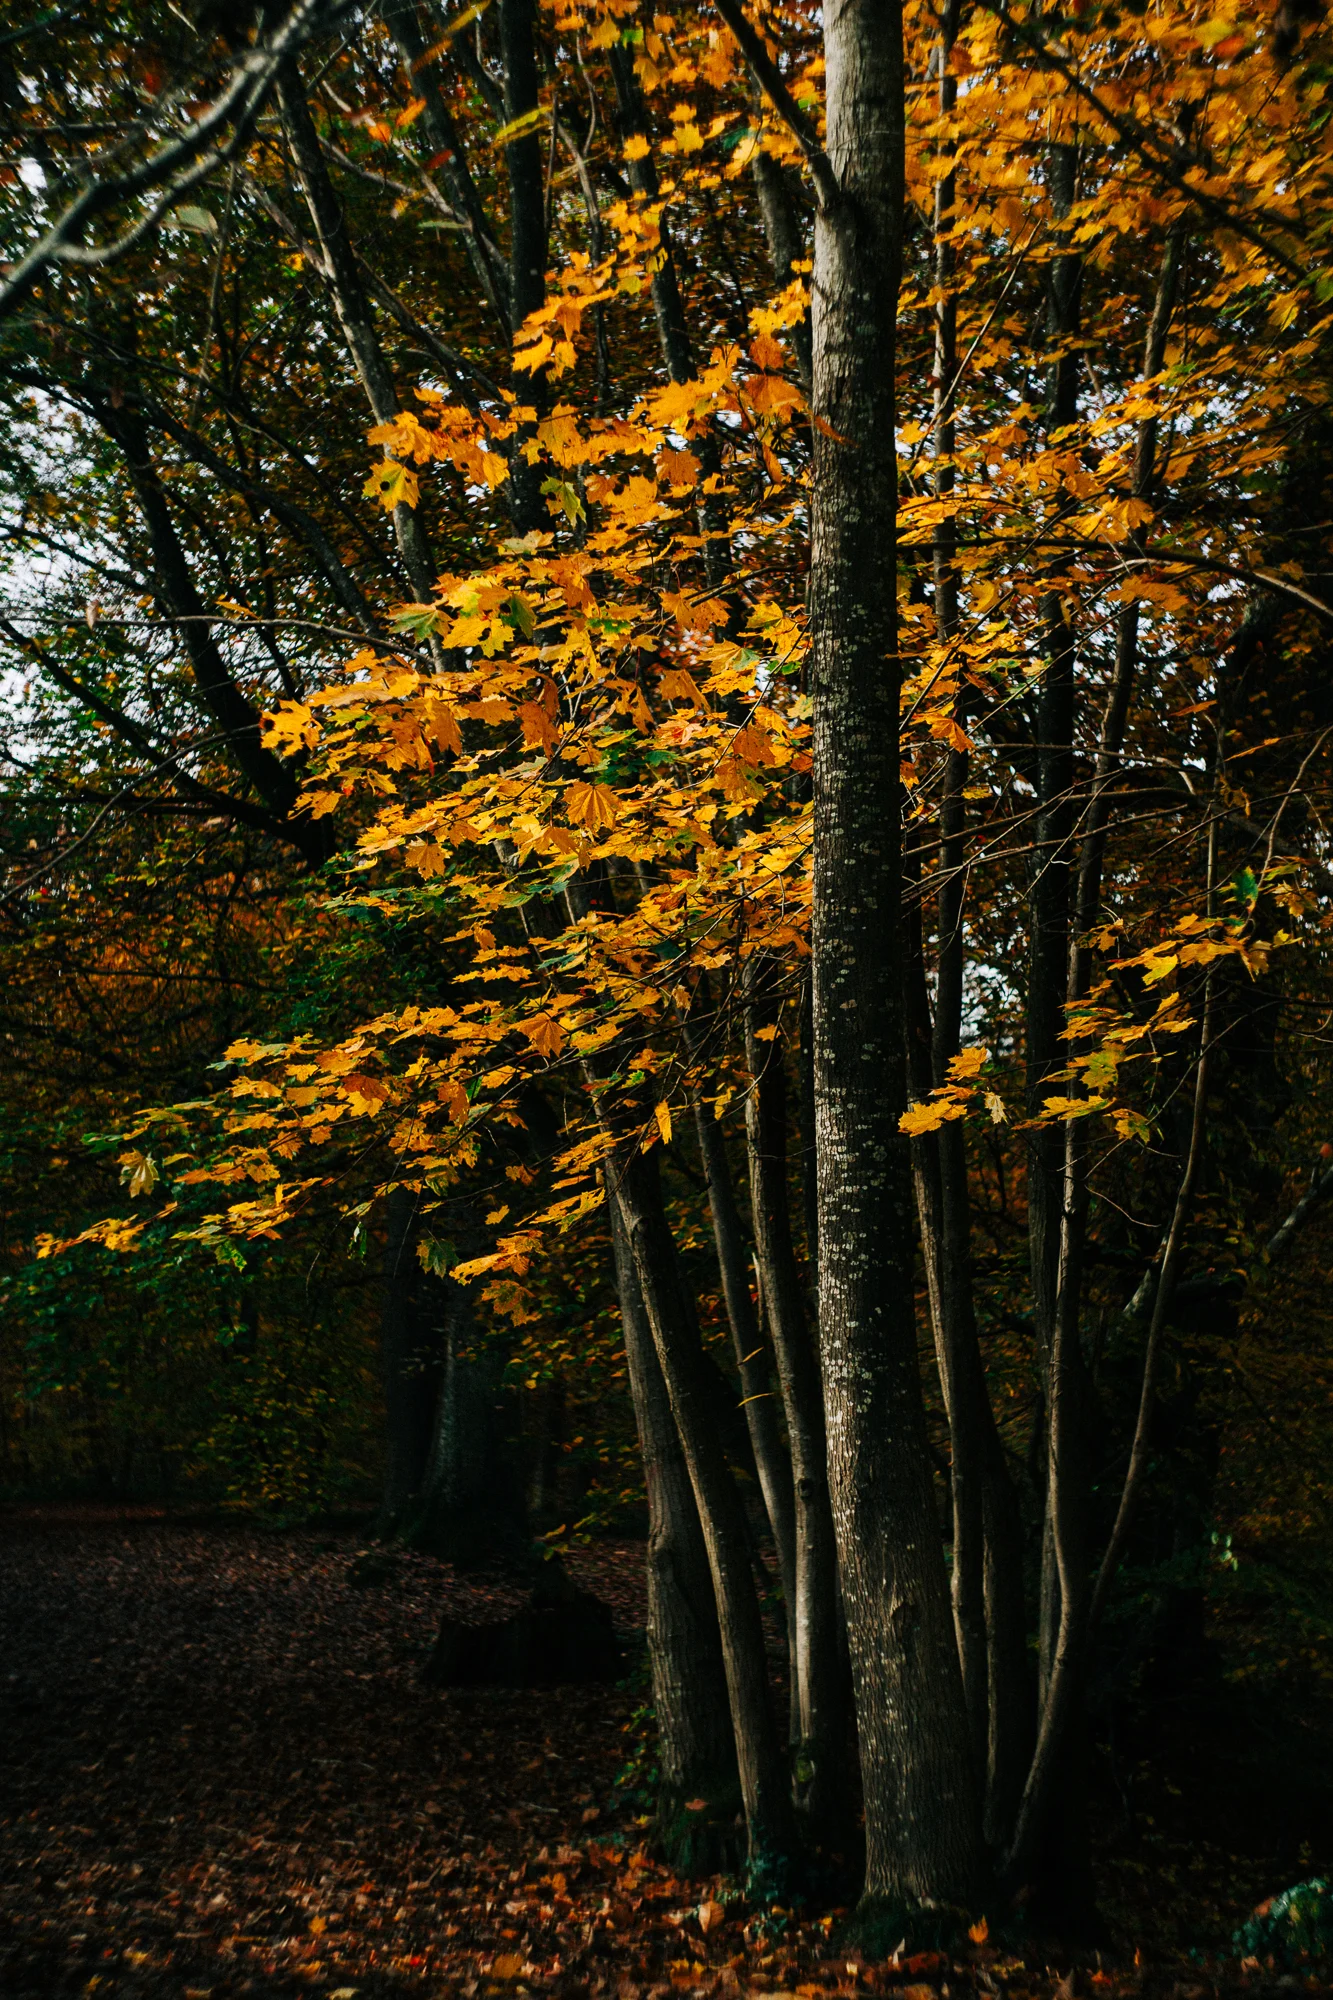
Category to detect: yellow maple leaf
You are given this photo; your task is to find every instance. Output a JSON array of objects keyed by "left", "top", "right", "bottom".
[
  {"left": 749, "top": 330, "right": 786, "bottom": 371},
  {"left": 518, "top": 701, "right": 557, "bottom": 754},
  {"left": 659, "top": 668, "right": 706, "bottom": 707},
  {"left": 423, "top": 699, "right": 462, "bottom": 755},
  {"left": 657, "top": 446, "right": 701, "bottom": 488},
  {"left": 607, "top": 474, "right": 663, "bottom": 527},
  {"left": 363, "top": 459, "right": 420, "bottom": 512},
  {"left": 519, "top": 1014, "right": 565, "bottom": 1058},
  {"left": 566, "top": 780, "right": 619, "bottom": 830},
  {"left": 262, "top": 702, "right": 319, "bottom": 754},
  {"left": 654, "top": 1101, "right": 673, "bottom": 1145},
  {"left": 899, "top": 1099, "right": 968, "bottom": 1136},
  {"left": 405, "top": 840, "right": 447, "bottom": 877}
]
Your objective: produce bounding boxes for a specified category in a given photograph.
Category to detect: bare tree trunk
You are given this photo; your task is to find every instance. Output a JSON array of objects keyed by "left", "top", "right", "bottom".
[
  {"left": 1011, "top": 139, "right": 1097, "bottom": 1923},
  {"left": 902, "top": 897, "right": 987, "bottom": 1775},
  {"left": 412, "top": 1269, "right": 528, "bottom": 1564},
  {"left": 908, "top": 37, "right": 1035, "bottom": 1837},
  {"left": 277, "top": 67, "right": 439, "bottom": 604},
  {"left": 750, "top": 129, "right": 812, "bottom": 387},
  {"left": 606, "top": 1168, "right": 739, "bottom": 1863},
  {"left": 376, "top": 1187, "right": 439, "bottom": 1536},
  {"left": 810, "top": 0, "right": 980, "bottom": 1906},
  {"left": 744, "top": 969, "right": 847, "bottom": 1832},
  {"left": 607, "top": 44, "right": 695, "bottom": 385},
  {"left": 381, "top": 0, "right": 512, "bottom": 333},
  {"left": 690, "top": 1091, "right": 800, "bottom": 1729},
  {"left": 611, "top": 1142, "right": 796, "bottom": 1881}
]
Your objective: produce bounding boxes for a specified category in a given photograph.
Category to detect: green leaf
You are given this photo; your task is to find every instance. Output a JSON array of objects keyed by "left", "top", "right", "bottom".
[{"left": 1232, "top": 865, "right": 1259, "bottom": 910}]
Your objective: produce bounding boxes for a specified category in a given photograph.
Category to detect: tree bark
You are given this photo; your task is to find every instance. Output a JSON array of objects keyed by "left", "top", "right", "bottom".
[
  {"left": 376, "top": 1187, "right": 441, "bottom": 1536},
  {"left": 744, "top": 969, "right": 847, "bottom": 1832},
  {"left": 810, "top": 0, "right": 980, "bottom": 1906},
  {"left": 412, "top": 1271, "right": 529, "bottom": 1563},
  {"left": 611, "top": 1142, "right": 796, "bottom": 1881},
  {"left": 381, "top": 0, "right": 513, "bottom": 334},
  {"left": 606, "top": 1168, "right": 740, "bottom": 1860},
  {"left": 690, "top": 1090, "right": 800, "bottom": 1725}
]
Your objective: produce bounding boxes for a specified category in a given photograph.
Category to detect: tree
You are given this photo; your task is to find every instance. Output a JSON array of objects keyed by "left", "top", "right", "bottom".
[{"left": 7, "top": 0, "right": 1333, "bottom": 1927}]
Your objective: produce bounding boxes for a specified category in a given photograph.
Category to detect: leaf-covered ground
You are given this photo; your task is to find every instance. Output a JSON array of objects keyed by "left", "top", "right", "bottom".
[{"left": 0, "top": 1511, "right": 1322, "bottom": 1999}]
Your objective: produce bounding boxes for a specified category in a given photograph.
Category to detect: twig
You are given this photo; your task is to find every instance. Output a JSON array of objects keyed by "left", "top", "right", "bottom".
[{"left": 711, "top": 0, "right": 840, "bottom": 211}]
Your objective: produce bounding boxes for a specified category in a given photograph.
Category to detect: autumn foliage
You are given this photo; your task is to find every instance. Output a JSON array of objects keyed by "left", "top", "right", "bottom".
[{"left": 5, "top": 0, "right": 1333, "bottom": 1941}]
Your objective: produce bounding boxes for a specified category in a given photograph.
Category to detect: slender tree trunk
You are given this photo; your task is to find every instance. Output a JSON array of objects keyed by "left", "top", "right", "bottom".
[
  {"left": 1012, "top": 141, "right": 1097, "bottom": 1922},
  {"left": 1070, "top": 222, "right": 1185, "bottom": 972},
  {"left": 608, "top": 44, "right": 695, "bottom": 385},
  {"left": 799, "top": 973, "right": 820, "bottom": 1303},
  {"left": 606, "top": 1168, "right": 740, "bottom": 1861},
  {"left": 497, "top": 0, "right": 550, "bottom": 535},
  {"left": 381, "top": 0, "right": 512, "bottom": 333},
  {"left": 611, "top": 1142, "right": 796, "bottom": 1881},
  {"left": 911, "top": 34, "right": 1034, "bottom": 1840},
  {"left": 606, "top": 48, "right": 731, "bottom": 592},
  {"left": 902, "top": 896, "right": 987, "bottom": 1775},
  {"left": 810, "top": 0, "right": 980, "bottom": 1906},
  {"left": 376, "top": 1187, "right": 440, "bottom": 1536},
  {"left": 744, "top": 970, "right": 847, "bottom": 1832},
  {"left": 1007, "top": 221, "right": 1186, "bottom": 1874},
  {"left": 750, "top": 125, "right": 812, "bottom": 387},
  {"left": 1026, "top": 141, "right": 1083, "bottom": 1389},
  {"left": 690, "top": 1091, "right": 800, "bottom": 1728},
  {"left": 412, "top": 1271, "right": 528, "bottom": 1563},
  {"left": 277, "top": 68, "right": 438, "bottom": 604}
]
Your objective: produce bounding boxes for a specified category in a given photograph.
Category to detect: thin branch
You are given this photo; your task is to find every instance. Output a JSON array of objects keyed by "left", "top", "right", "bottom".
[
  {"left": 711, "top": 0, "right": 840, "bottom": 211},
  {"left": 0, "top": 0, "right": 349, "bottom": 322}
]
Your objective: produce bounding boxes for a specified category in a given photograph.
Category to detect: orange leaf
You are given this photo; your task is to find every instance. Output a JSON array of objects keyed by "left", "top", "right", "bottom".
[
  {"left": 899, "top": 1098, "right": 968, "bottom": 1136},
  {"left": 566, "top": 780, "right": 619, "bottom": 831}
]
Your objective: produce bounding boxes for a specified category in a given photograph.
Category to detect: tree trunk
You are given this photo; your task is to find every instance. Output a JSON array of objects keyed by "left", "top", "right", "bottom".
[
  {"left": 611, "top": 1142, "right": 796, "bottom": 1883},
  {"left": 810, "top": 0, "right": 980, "bottom": 1907},
  {"left": 744, "top": 969, "right": 847, "bottom": 1833},
  {"left": 1014, "top": 139, "right": 1097, "bottom": 1923},
  {"left": 381, "top": 0, "right": 512, "bottom": 334},
  {"left": 376, "top": 1187, "right": 440, "bottom": 1537},
  {"left": 902, "top": 899, "right": 988, "bottom": 1771},
  {"left": 277, "top": 66, "right": 438, "bottom": 605},
  {"left": 606, "top": 1168, "right": 741, "bottom": 1866},
  {"left": 411, "top": 1266, "right": 528, "bottom": 1564},
  {"left": 690, "top": 1091, "right": 800, "bottom": 1734}
]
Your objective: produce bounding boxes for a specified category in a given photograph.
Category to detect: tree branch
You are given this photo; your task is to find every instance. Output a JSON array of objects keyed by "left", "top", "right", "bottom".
[
  {"left": 711, "top": 0, "right": 840, "bottom": 212},
  {"left": 0, "top": 0, "right": 348, "bottom": 323}
]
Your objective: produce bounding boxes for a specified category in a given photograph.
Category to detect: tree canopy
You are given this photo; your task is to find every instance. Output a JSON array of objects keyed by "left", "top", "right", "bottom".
[{"left": 5, "top": 0, "right": 1333, "bottom": 1930}]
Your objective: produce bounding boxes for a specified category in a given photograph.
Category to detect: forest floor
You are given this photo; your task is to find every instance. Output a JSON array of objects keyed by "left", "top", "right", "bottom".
[{"left": 0, "top": 1509, "right": 1325, "bottom": 2000}]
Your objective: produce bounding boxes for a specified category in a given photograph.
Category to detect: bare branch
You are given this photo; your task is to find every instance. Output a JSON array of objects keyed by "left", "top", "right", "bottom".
[
  {"left": 711, "top": 0, "right": 840, "bottom": 212},
  {"left": 0, "top": 0, "right": 350, "bottom": 324}
]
